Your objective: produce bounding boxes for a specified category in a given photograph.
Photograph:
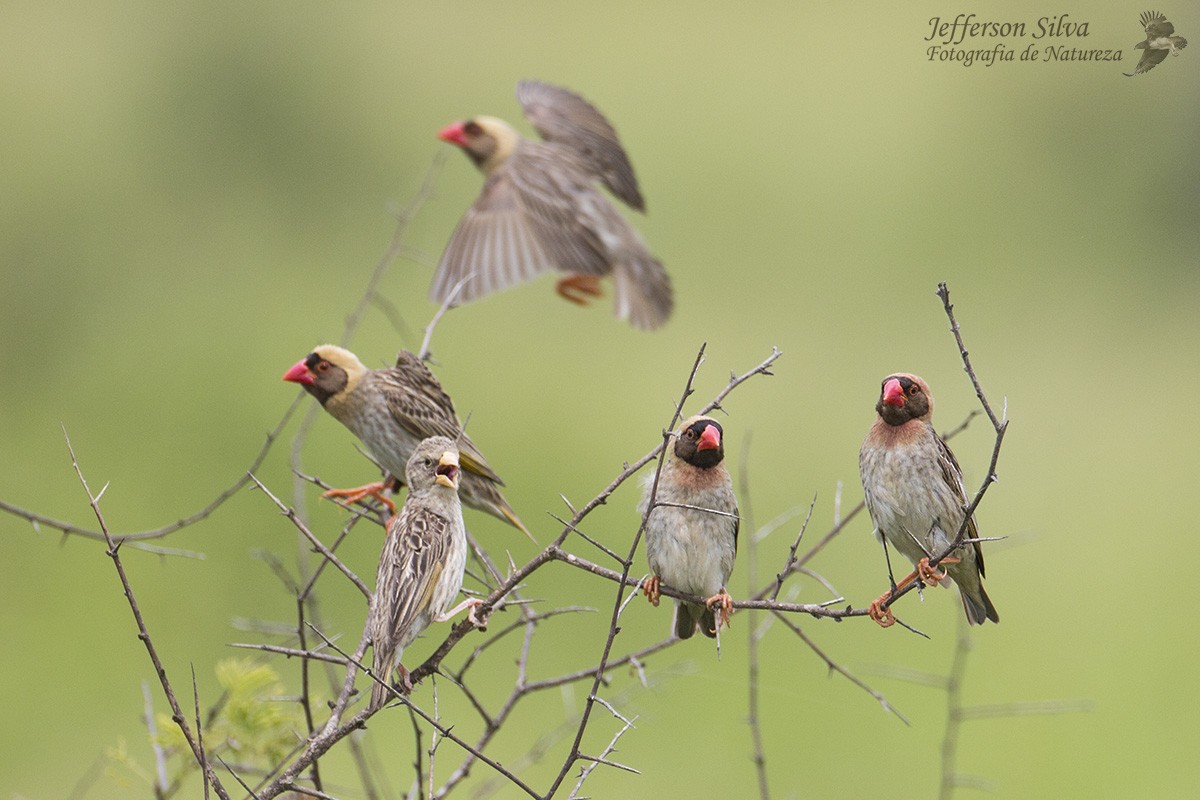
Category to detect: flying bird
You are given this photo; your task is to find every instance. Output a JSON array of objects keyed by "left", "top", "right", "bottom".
[
  {"left": 432, "top": 80, "right": 673, "bottom": 330},
  {"left": 859, "top": 374, "right": 999, "bottom": 627},
  {"left": 282, "top": 344, "right": 529, "bottom": 537},
  {"left": 640, "top": 416, "right": 739, "bottom": 639},
  {"left": 367, "top": 436, "right": 478, "bottom": 708},
  {"left": 1124, "top": 11, "right": 1187, "bottom": 75}
]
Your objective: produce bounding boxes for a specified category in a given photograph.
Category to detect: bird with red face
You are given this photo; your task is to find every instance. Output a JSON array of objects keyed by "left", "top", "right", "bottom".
[
  {"left": 282, "top": 344, "right": 529, "bottom": 537},
  {"left": 640, "top": 415, "right": 739, "bottom": 639},
  {"left": 859, "top": 373, "right": 999, "bottom": 626},
  {"left": 432, "top": 80, "right": 673, "bottom": 330}
]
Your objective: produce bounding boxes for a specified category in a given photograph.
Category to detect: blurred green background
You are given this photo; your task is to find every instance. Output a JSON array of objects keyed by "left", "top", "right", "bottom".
[{"left": 3, "top": 1, "right": 1197, "bottom": 797}]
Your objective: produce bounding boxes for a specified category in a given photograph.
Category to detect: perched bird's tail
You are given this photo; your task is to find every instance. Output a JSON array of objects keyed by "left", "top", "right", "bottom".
[
  {"left": 613, "top": 255, "right": 673, "bottom": 330},
  {"left": 369, "top": 676, "right": 389, "bottom": 712},
  {"left": 674, "top": 602, "right": 718, "bottom": 640},
  {"left": 461, "top": 473, "right": 535, "bottom": 542},
  {"left": 960, "top": 586, "right": 1000, "bottom": 625},
  {"left": 368, "top": 649, "right": 391, "bottom": 711},
  {"left": 499, "top": 503, "right": 534, "bottom": 541}
]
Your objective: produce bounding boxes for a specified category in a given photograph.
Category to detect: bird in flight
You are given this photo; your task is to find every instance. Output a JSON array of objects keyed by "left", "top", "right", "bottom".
[
  {"left": 433, "top": 81, "right": 673, "bottom": 330},
  {"left": 1124, "top": 11, "right": 1187, "bottom": 75}
]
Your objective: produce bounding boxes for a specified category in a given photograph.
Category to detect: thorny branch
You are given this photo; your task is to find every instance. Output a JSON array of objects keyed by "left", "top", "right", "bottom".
[
  {"left": 1, "top": 394, "right": 303, "bottom": 546},
  {"left": 739, "top": 443, "right": 771, "bottom": 800},
  {"left": 5, "top": 137, "right": 1015, "bottom": 800},
  {"left": 63, "top": 430, "right": 233, "bottom": 800}
]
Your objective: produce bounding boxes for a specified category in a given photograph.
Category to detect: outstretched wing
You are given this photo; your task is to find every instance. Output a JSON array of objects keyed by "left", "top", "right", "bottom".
[
  {"left": 431, "top": 145, "right": 615, "bottom": 307},
  {"left": 1140, "top": 11, "right": 1174, "bottom": 37},
  {"left": 517, "top": 80, "right": 645, "bottom": 211},
  {"left": 431, "top": 171, "right": 556, "bottom": 305},
  {"left": 1125, "top": 46, "right": 1170, "bottom": 75}
]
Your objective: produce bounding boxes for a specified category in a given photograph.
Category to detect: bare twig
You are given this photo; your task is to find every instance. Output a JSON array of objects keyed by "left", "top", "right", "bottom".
[
  {"left": 1, "top": 396, "right": 302, "bottom": 544},
  {"left": 64, "top": 430, "right": 232, "bottom": 800},
  {"left": 345, "top": 150, "right": 447, "bottom": 350},
  {"left": 417, "top": 273, "right": 474, "bottom": 362},
  {"left": 771, "top": 612, "right": 909, "bottom": 724},
  {"left": 739, "top": 438, "right": 771, "bottom": 800},
  {"left": 889, "top": 616, "right": 1095, "bottom": 799},
  {"left": 568, "top": 700, "right": 641, "bottom": 798},
  {"left": 143, "top": 682, "right": 169, "bottom": 799},
  {"left": 248, "top": 473, "right": 371, "bottom": 599}
]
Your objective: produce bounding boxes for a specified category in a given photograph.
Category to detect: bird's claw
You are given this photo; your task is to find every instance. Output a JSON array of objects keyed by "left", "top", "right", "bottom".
[
  {"left": 705, "top": 588, "right": 734, "bottom": 632},
  {"left": 917, "top": 556, "right": 959, "bottom": 587},
  {"left": 556, "top": 274, "right": 604, "bottom": 306},
  {"left": 466, "top": 599, "right": 489, "bottom": 629},
  {"left": 323, "top": 481, "right": 397, "bottom": 515},
  {"left": 391, "top": 663, "right": 413, "bottom": 695},
  {"left": 643, "top": 575, "right": 661, "bottom": 607},
  {"left": 868, "top": 595, "right": 897, "bottom": 628}
]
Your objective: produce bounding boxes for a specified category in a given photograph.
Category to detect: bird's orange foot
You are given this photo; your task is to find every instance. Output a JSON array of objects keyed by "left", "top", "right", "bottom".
[
  {"left": 917, "top": 556, "right": 960, "bottom": 587},
  {"left": 395, "top": 663, "right": 414, "bottom": 694},
  {"left": 556, "top": 274, "right": 604, "bottom": 306},
  {"left": 323, "top": 481, "right": 397, "bottom": 515},
  {"left": 466, "top": 599, "right": 489, "bottom": 629},
  {"left": 868, "top": 594, "right": 897, "bottom": 628},
  {"left": 643, "top": 575, "right": 662, "bottom": 607},
  {"left": 705, "top": 588, "right": 734, "bottom": 633}
]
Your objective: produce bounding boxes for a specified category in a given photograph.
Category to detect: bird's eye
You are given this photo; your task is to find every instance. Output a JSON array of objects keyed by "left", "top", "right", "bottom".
[
  {"left": 463, "top": 120, "right": 482, "bottom": 136},
  {"left": 684, "top": 429, "right": 696, "bottom": 439},
  {"left": 316, "top": 361, "right": 330, "bottom": 372},
  {"left": 908, "top": 385, "right": 919, "bottom": 396}
]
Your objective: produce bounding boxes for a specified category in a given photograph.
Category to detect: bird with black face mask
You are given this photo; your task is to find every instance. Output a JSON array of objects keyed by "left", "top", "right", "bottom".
[
  {"left": 859, "top": 373, "right": 999, "bottom": 627},
  {"left": 282, "top": 344, "right": 529, "bottom": 538},
  {"left": 640, "top": 415, "right": 739, "bottom": 639}
]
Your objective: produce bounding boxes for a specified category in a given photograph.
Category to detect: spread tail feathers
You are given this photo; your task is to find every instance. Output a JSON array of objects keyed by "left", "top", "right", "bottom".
[{"left": 613, "top": 256, "right": 673, "bottom": 330}]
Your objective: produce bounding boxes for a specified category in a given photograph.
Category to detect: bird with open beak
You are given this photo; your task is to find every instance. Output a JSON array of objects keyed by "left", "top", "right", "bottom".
[
  {"left": 432, "top": 80, "right": 673, "bottom": 330},
  {"left": 282, "top": 344, "right": 529, "bottom": 538},
  {"left": 367, "top": 436, "right": 481, "bottom": 709},
  {"left": 859, "top": 373, "right": 999, "bottom": 627},
  {"left": 640, "top": 415, "right": 739, "bottom": 639}
]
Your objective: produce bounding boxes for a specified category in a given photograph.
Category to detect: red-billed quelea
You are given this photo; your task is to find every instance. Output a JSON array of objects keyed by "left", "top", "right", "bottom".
[
  {"left": 368, "top": 436, "right": 478, "bottom": 709},
  {"left": 282, "top": 345, "right": 529, "bottom": 537},
  {"left": 859, "top": 373, "right": 999, "bottom": 627},
  {"left": 432, "top": 80, "right": 673, "bottom": 330},
  {"left": 640, "top": 416, "right": 739, "bottom": 639}
]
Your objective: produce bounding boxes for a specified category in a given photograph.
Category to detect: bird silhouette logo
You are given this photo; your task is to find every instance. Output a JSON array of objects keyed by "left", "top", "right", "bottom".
[{"left": 1124, "top": 11, "right": 1187, "bottom": 75}]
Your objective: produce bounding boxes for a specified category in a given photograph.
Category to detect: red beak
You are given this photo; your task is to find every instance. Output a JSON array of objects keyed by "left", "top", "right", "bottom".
[
  {"left": 438, "top": 121, "right": 469, "bottom": 147},
  {"left": 283, "top": 360, "right": 315, "bottom": 386},
  {"left": 881, "top": 378, "right": 905, "bottom": 407},
  {"left": 697, "top": 423, "right": 721, "bottom": 452}
]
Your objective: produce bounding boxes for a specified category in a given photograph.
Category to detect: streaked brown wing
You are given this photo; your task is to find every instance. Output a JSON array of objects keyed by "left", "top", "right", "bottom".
[
  {"left": 517, "top": 80, "right": 645, "bottom": 211},
  {"left": 432, "top": 148, "right": 613, "bottom": 305},
  {"left": 506, "top": 144, "right": 615, "bottom": 268},
  {"left": 431, "top": 172, "right": 555, "bottom": 305},
  {"left": 1133, "top": 47, "right": 1169, "bottom": 74},
  {"left": 935, "top": 433, "right": 986, "bottom": 576},
  {"left": 1142, "top": 12, "right": 1173, "bottom": 37},
  {"left": 377, "top": 353, "right": 505, "bottom": 484},
  {"left": 378, "top": 503, "right": 454, "bottom": 638}
]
